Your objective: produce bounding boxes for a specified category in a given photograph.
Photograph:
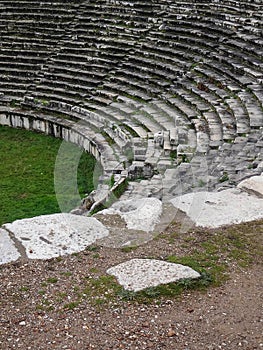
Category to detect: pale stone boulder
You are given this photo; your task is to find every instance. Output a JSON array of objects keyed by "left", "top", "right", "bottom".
[
  {"left": 4, "top": 213, "right": 109, "bottom": 259},
  {"left": 0, "top": 228, "right": 21, "bottom": 264},
  {"left": 100, "top": 197, "right": 162, "bottom": 232},
  {"left": 238, "top": 175, "right": 263, "bottom": 197},
  {"left": 170, "top": 188, "right": 263, "bottom": 228},
  {"left": 107, "top": 258, "right": 200, "bottom": 292}
]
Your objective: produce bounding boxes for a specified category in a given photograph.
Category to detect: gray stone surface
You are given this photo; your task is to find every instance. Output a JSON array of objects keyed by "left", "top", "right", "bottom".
[
  {"left": 4, "top": 213, "right": 109, "bottom": 259},
  {"left": 238, "top": 174, "right": 263, "bottom": 197},
  {"left": 0, "top": 228, "right": 21, "bottom": 265},
  {"left": 107, "top": 258, "right": 200, "bottom": 292},
  {"left": 170, "top": 188, "right": 263, "bottom": 228},
  {"left": 100, "top": 197, "right": 162, "bottom": 232}
]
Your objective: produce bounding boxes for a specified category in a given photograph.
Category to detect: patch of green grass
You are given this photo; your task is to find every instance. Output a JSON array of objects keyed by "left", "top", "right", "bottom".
[
  {"left": 10, "top": 99, "right": 20, "bottom": 108},
  {"left": 103, "top": 174, "right": 115, "bottom": 188},
  {"left": 77, "top": 268, "right": 213, "bottom": 306},
  {"left": 38, "top": 290, "right": 46, "bottom": 296},
  {"left": 120, "top": 245, "right": 138, "bottom": 253},
  {"left": 170, "top": 149, "right": 177, "bottom": 160},
  {"left": 36, "top": 298, "right": 54, "bottom": 312},
  {"left": 198, "top": 179, "right": 206, "bottom": 187},
  {"left": 63, "top": 301, "right": 80, "bottom": 310},
  {"left": 165, "top": 223, "right": 261, "bottom": 286},
  {"left": 90, "top": 179, "right": 128, "bottom": 215},
  {"left": 101, "top": 131, "right": 115, "bottom": 145},
  {"left": 0, "top": 125, "right": 96, "bottom": 225},
  {"left": 86, "top": 245, "right": 100, "bottom": 252},
  {"left": 82, "top": 275, "right": 122, "bottom": 306},
  {"left": 56, "top": 292, "right": 67, "bottom": 303},
  {"left": 117, "top": 272, "right": 213, "bottom": 304},
  {"left": 123, "top": 148, "right": 134, "bottom": 163},
  {"left": 89, "top": 267, "right": 100, "bottom": 274},
  {"left": 117, "top": 289, "right": 137, "bottom": 301},
  {"left": 46, "top": 277, "right": 58, "bottom": 284},
  {"left": 120, "top": 123, "right": 139, "bottom": 138},
  {"left": 20, "top": 286, "right": 30, "bottom": 292},
  {"left": 60, "top": 271, "right": 72, "bottom": 277},
  {"left": 219, "top": 172, "right": 229, "bottom": 183}
]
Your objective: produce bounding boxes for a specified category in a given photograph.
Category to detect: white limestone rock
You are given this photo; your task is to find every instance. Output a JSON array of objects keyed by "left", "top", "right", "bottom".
[
  {"left": 0, "top": 228, "right": 21, "bottom": 264},
  {"left": 170, "top": 188, "right": 263, "bottom": 228},
  {"left": 4, "top": 213, "right": 109, "bottom": 259},
  {"left": 107, "top": 258, "right": 200, "bottom": 292},
  {"left": 238, "top": 175, "right": 263, "bottom": 197},
  {"left": 100, "top": 197, "right": 162, "bottom": 232}
]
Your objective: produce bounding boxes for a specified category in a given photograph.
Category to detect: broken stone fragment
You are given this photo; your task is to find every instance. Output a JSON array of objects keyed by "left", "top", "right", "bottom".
[
  {"left": 107, "top": 258, "right": 200, "bottom": 292},
  {"left": 238, "top": 175, "right": 263, "bottom": 198},
  {"left": 3, "top": 213, "right": 109, "bottom": 260},
  {"left": 0, "top": 228, "right": 21, "bottom": 264}
]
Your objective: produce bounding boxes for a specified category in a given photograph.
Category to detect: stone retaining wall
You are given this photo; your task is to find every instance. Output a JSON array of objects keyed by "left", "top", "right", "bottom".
[{"left": 0, "top": 108, "right": 101, "bottom": 165}]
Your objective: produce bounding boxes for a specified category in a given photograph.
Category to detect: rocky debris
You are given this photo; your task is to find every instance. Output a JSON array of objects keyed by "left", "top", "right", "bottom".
[
  {"left": 170, "top": 188, "right": 263, "bottom": 228},
  {"left": 0, "top": 228, "right": 21, "bottom": 264},
  {"left": 238, "top": 174, "right": 263, "bottom": 198},
  {"left": 2, "top": 183, "right": 263, "bottom": 262},
  {"left": 3, "top": 213, "right": 109, "bottom": 260},
  {"left": 107, "top": 258, "right": 200, "bottom": 291},
  {"left": 100, "top": 197, "right": 163, "bottom": 232}
]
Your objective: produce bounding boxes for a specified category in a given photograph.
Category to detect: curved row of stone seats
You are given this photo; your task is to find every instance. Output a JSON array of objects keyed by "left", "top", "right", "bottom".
[
  {"left": 23, "top": 97, "right": 132, "bottom": 159},
  {"left": 184, "top": 73, "right": 245, "bottom": 139},
  {"left": 167, "top": 1, "right": 263, "bottom": 35},
  {"left": 0, "top": 0, "right": 78, "bottom": 102},
  {"left": 0, "top": 106, "right": 125, "bottom": 178},
  {"left": 0, "top": 3, "right": 136, "bottom": 174},
  {"left": 1, "top": 3, "right": 262, "bottom": 98},
  {"left": 145, "top": 23, "right": 261, "bottom": 87},
  {"left": 144, "top": 19, "right": 262, "bottom": 116},
  {"left": 0, "top": 0, "right": 262, "bottom": 190},
  {"left": 9, "top": 0, "right": 252, "bottom": 157}
]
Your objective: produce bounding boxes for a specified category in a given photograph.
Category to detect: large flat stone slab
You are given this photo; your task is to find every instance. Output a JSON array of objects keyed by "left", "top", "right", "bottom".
[
  {"left": 107, "top": 258, "right": 200, "bottom": 292},
  {"left": 238, "top": 174, "right": 263, "bottom": 198},
  {"left": 100, "top": 197, "right": 162, "bottom": 232},
  {"left": 0, "top": 228, "right": 21, "bottom": 264},
  {"left": 4, "top": 213, "right": 109, "bottom": 259},
  {"left": 170, "top": 189, "right": 263, "bottom": 228}
]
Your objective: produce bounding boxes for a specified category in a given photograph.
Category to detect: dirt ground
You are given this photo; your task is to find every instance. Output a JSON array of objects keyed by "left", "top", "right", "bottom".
[{"left": 0, "top": 217, "right": 262, "bottom": 350}]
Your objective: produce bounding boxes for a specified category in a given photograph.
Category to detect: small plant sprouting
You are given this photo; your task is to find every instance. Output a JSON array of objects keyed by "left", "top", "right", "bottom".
[
  {"left": 86, "top": 245, "right": 100, "bottom": 252},
  {"left": 63, "top": 301, "right": 80, "bottom": 310},
  {"left": 120, "top": 245, "right": 138, "bottom": 253},
  {"left": 198, "top": 179, "right": 206, "bottom": 187},
  {"left": 179, "top": 153, "right": 190, "bottom": 163},
  {"left": 118, "top": 288, "right": 137, "bottom": 301},
  {"left": 219, "top": 172, "right": 229, "bottom": 183},
  {"left": 20, "top": 286, "right": 30, "bottom": 292},
  {"left": 46, "top": 277, "right": 58, "bottom": 284},
  {"left": 170, "top": 149, "right": 177, "bottom": 160},
  {"left": 38, "top": 290, "right": 46, "bottom": 296}
]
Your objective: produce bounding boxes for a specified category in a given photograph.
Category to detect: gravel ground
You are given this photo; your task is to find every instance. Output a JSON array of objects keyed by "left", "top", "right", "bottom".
[{"left": 0, "top": 217, "right": 262, "bottom": 350}]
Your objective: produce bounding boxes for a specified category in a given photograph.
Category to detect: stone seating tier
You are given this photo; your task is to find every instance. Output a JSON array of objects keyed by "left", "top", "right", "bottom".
[{"left": 0, "top": 0, "right": 262, "bottom": 191}]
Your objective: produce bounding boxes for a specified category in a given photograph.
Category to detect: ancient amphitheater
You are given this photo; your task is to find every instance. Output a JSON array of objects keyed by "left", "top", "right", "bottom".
[
  {"left": 0, "top": 0, "right": 262, "bottom": 197},
  {"left": 0, "top": 1, "right": 263, "bottom": 265}
]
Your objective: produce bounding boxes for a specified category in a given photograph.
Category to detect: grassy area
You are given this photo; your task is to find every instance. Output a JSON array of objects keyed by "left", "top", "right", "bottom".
[{"left": 0, "top": 125, "right": 96, "bottom": 225}]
